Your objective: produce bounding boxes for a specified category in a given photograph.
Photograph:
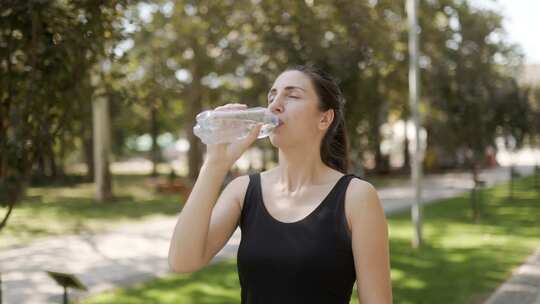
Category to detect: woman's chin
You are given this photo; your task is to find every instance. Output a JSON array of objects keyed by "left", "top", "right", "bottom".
[{"left": 269, "top": 134, "right": 281, "bottom": 147}]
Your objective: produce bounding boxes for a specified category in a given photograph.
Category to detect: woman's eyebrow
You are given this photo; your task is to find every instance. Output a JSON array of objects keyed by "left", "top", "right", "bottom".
[
  {"left": 268, "top": 86, "right": 306, "bottom": 95},
  {"left": 286, "top": 86, "right": 306, "bottom": 92}
]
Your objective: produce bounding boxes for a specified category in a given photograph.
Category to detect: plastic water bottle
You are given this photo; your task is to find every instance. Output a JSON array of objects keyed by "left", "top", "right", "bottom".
[{"left": 193, "top": 106, "right": 279, "bottom": 144}]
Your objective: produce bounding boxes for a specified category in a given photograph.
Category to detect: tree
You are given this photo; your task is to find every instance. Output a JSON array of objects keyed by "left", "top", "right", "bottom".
[
  {"left": 419, "top": 0, "right": 529, "bottom": 219},
  {"left": 0, "top": 0, "right": 129, "bottom": 229},
  {"left": 124, "top": 1, "right": 258, "bottom": 180}
]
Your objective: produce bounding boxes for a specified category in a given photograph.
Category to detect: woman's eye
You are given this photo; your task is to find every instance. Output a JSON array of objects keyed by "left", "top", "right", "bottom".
[{"left": 289, "top": 95, "right": 299, "bottom": 99}]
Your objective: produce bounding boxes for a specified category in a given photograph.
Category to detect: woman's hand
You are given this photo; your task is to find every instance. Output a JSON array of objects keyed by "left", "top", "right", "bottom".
[{"left": 204, "top": 103, "right": 263, "bottom": 169}]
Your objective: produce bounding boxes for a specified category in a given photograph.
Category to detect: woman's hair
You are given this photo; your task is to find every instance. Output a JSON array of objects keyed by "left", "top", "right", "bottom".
[{"left": 286, "top": 65, "right": 350, "bottom": 174}]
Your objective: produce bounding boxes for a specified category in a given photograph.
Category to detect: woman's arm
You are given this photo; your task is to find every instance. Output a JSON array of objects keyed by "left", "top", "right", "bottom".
[
  {"left": 168, "top": 105, "right": 262, "bottom": 273},
  {"left": 347, "top": 180, "right": 392, "bottom": 303},
  {"left": 168, "top": 160, "right": 231, "bottom": 273}
]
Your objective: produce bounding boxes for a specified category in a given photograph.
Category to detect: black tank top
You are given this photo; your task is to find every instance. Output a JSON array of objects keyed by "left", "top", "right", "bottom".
[{"left": 237, "top": 173, "right": 360, "bottom": 304}]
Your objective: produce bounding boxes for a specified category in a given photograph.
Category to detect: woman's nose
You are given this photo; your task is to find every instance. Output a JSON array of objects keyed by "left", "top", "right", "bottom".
[{"left": 268, "top": 95, "right": 284, "bottom": 113}]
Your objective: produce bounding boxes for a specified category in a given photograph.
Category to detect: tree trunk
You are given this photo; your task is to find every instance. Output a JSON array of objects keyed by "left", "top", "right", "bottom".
[
  {"left": 93, "top": 88, "right": 113, "bottom": 202},
  {"left": 374, "top": 132, "right": 385, "bottom": 173},
  {"left": 82, "top": 134, "right": 94, "bottom": 181},
  {"left": 402, "top": 120, "right": 411, "bottom": 172},
  {"left": 47, "top": 136, "right": 57, "bottom": 179},
  {"left": 57, "top": 133, "right": 66, "bottom": 178},
  {"left": 470, "top": 159, "right": 481, "bottom": 221},
  {"left": 0, "top": 177, "right": 26, "bottom": 231},
  {"left": 37, "top": 153, "right": 46, "bottom": 177},
  {"left": 370, "top": 107, "right": 387, "bottom": 174},
  {"left": 368, "top": 73, "right": 389, "bottom": 174},
  {"left": 0, "top": 201, "right": 14, "bottom": 230},
  {"left": 150, "top": 103, "right": 159, "bottom": 177},
  {"left": 187, "top": 67, "right": 204, "bottom": 182},
  {"left": 0, "top": 114, "right": 6, "bottom": 179}
]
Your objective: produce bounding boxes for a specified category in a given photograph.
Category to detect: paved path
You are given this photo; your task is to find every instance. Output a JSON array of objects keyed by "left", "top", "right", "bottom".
[
  {"left": 484, "top": 248, "right": 540, "bottom": 304},
  {"left": 0, "top": 165, "right": 535, "bottom": 303}
]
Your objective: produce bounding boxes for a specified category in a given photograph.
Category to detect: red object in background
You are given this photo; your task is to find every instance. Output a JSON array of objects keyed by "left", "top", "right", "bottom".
[
  {"left": 155, "top": 179, "right": 193, "bottom": 197},
  {"left": 483, "top": 149, "right": 498, "bottom": 168}
]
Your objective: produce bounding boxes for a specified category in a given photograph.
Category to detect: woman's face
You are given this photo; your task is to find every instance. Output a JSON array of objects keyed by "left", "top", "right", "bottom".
[{"left": 267, "top": 70, "right": 333, "bottom": 149}]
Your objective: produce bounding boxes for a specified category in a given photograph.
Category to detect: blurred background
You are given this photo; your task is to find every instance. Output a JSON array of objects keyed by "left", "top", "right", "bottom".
[{"left": 1, "top": 0, "right": 539, "bottom": 303}]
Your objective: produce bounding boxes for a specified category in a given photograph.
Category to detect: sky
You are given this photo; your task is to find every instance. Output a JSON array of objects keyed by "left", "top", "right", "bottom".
[{"left": 471, "top": 0, "right": 540, "bottom": 64}]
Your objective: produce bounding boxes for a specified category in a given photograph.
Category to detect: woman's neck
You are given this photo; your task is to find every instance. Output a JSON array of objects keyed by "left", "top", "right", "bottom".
[{"left": 275, "top": 148, "right": 337, "bottom": 193}]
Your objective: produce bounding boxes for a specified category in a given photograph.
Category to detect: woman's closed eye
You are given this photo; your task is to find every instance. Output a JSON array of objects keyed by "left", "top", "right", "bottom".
[{"left": 267, "top": 94, "right": 300, "bottom": 104}]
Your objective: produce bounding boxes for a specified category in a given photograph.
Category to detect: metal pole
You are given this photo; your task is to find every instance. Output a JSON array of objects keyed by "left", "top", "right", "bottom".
[{"left": 407, "top": 0, "right": 423, "bottom": 247}]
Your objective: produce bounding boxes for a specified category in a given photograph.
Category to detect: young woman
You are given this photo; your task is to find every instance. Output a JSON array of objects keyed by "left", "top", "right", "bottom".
[{"left": 168, "top": 65, "right": 392, "bottom": 304}]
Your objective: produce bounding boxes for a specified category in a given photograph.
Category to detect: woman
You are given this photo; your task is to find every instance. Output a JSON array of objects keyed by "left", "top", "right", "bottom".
[{"left": 168, "top": 65, "right": 392, "bottom": 303}]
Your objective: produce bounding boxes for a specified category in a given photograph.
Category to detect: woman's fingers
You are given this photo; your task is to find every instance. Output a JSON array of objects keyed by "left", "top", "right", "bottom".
[{"left": 237, "top": 123, "right": 262, "bottom": 151}]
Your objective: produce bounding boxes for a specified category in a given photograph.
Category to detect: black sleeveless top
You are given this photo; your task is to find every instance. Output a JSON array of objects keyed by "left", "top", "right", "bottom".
[{"left": 237, "top": 173, "right": 360, "bottom": 304}]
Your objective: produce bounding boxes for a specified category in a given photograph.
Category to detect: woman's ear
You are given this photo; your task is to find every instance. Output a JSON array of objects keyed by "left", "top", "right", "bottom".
[{"left": 318, "top": 109, "right": 334, "bottom": 131}]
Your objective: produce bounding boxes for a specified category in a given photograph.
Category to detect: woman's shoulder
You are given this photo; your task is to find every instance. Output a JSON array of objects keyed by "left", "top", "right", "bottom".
[
  {"left": 344, "top": 176, "right": 384, "bottom": 223},
  {"left": 228, "top": 171, "right": 267, "bottom": 209},
  {"left": 346, "top": 175, "right": 376, "bottom": 193},
  {"left": 227, "top": 168, "right": 272, "bottom": 191},
  {"left": 222, "top": 174, "right": 250, "bottom": 207}
]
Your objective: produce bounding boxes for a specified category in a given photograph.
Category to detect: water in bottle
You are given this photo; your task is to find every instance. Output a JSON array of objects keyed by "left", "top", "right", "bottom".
[{"left": 193, "top": 106, "right": 280, "bottom": 144}]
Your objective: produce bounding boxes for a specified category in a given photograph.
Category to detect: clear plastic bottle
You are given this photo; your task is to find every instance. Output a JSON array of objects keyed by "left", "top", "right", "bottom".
[{"left": 193, "top": 106, "right": 279, "bottom": 144}]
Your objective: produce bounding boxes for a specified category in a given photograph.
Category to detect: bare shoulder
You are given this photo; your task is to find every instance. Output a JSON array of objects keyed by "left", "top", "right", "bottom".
[
  {"left": 344, "top": 177, "right": 385, "bottom": 227},
  {"left": 224, "top": 174, "right": 251, "bottom": 209}
]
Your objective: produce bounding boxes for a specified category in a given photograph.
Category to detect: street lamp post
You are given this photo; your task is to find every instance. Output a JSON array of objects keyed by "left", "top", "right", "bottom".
[{"left": 407, "top": 0, "right": 424, "bottom": 248}]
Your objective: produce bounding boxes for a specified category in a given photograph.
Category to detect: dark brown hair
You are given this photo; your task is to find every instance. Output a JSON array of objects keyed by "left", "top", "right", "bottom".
[{"left": 286, "top": 65, "right": 350, "bottom": 174}]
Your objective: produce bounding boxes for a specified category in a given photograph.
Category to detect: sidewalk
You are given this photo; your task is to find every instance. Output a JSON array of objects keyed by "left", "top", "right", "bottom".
[
  {"left": 0, "top": 165, "right": 535, "bottom": 303},
  {"left": 484, "top": 248, "right": 540, "bottom": 304}
]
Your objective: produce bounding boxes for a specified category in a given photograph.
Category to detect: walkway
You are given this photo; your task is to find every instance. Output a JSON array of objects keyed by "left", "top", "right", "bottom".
[{"left": 484, "top": 247, "right": 540, "bottom": 304}]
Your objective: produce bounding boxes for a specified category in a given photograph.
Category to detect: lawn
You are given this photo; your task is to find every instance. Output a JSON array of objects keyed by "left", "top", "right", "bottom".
[
  {"left": 1, "top": 174, "right": 184, "bottom": 249},
  {"left": 78, "top": 175, "right": 540, "bottom": 304},
  {"left": 1, "top": 172, "right": 404, "bottom": 249}
]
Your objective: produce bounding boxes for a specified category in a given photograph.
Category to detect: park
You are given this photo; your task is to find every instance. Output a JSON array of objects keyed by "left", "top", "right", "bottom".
[{"left": 1, "top": 0, "right": 540, "bottom": 303}]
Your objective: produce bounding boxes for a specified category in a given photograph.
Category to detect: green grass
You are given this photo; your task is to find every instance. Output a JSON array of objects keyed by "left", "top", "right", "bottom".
[
  {"left": 0, "top": 171, "right": 437, "bottom": 249},
  {"left": 80, "top": 176, "right": 540, "bottom": 304},
  {"left": 1, "top": 175, "right": 183, "bottom": 249},
  {"left": 79, "top": 260, "right": 242, "bottom": 304}
]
